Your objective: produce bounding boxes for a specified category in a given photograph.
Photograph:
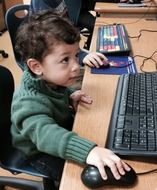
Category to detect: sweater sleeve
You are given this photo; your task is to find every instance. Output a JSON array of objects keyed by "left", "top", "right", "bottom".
[{"left": 11, "top": 93, "right": 96, "bottom": 163}]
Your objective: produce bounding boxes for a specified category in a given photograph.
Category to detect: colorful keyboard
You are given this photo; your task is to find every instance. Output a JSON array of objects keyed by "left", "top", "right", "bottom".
[{"left": 97, "top": 24, "right": 131, "bottom": 55}]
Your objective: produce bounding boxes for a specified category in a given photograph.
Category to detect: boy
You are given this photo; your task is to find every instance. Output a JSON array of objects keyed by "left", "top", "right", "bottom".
[{"left": 11, "top": 10, "right": 130, "bottom": 190}]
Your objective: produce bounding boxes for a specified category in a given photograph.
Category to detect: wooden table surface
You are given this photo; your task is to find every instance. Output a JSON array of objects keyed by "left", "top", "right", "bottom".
[
  {"left": 59, "top": 17, "right": 157, "bottom": 190},
  {"left": 95, "top": 1, "right": 157, "bottom": 17}
]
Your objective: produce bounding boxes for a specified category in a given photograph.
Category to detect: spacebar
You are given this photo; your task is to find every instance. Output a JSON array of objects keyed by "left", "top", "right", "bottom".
[{"left": 114, "top": 144, "right": 130, "bottom": 150}]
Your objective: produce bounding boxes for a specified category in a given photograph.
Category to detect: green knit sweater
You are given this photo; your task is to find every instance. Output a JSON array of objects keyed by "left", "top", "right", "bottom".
[{"left": 11, "top": 70, "right": 96, "bottom": 163}]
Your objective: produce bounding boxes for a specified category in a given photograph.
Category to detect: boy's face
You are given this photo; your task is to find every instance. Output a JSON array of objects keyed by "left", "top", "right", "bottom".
[{"left": 30, "top": 42, "right": 80, "bottom": 87}]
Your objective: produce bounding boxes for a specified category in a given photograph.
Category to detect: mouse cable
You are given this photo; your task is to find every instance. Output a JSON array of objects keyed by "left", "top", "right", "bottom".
[
  {"left": 133, "top": 50, "right": 157, "bottom": 60},
  {"left": 133, "top": 51, "right": 157, "bottom": 73},
  {"left": 128, "top": 29, "right": 157, "bottom": 39},
  {"left": 134, "top": 51, "right": 157, "bottom": 73},
  {"left": 136, "top": 168, "right": 157, "bottom": 176}
]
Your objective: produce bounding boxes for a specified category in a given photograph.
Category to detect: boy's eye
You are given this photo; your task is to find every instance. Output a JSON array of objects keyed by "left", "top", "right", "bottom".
[{"left": 61, "top": 57, "right": 69, "bottom": 64}]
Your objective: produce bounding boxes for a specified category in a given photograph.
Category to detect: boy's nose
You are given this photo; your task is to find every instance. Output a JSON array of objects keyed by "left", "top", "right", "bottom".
[{"left": 72, "top": 61, "right": 80, "bottom": 72}]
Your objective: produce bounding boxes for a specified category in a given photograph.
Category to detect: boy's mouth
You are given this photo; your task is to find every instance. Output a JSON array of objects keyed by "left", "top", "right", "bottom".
[{"left": 69, "top": 76, "right": 79, "bottom": 80}]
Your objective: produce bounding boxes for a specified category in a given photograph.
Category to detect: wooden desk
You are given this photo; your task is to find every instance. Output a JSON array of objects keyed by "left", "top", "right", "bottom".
[
  {"left": 95, "top": 1, "right": 157, "bottom": 17},
  {"left": 59, "top": 17, "right": 157, "bottom": 190}
]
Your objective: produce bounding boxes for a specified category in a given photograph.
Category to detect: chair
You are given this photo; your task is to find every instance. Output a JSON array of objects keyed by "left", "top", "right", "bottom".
[
  {"left": 5, "top": 4, "right": 30, "bottom": 70},
  {"left": 64, "top": 0, "right": 94, "bottom": 50},
  {"left": 0, "top": 65, "right": 56, "bottom": 190}
]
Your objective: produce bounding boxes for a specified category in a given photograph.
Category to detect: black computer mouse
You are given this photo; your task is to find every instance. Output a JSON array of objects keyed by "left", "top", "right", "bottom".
[{"left": 81, "top": 164, "right": 137, "bottom": 189}]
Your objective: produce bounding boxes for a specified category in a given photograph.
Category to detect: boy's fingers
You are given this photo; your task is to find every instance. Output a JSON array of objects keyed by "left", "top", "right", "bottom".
[
  {"left": 96, "top": 163, "right": 108, "bottom": 180},
  {"left": 81, "top": 96, "right": 93, "bottom": 104}
]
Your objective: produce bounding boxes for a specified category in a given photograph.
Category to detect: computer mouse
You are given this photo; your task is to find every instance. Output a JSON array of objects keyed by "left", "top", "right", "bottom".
[
  {"left": 81, "top": 164, "right": 137, "bottom": 189},
  {"left": 99, "top": 60, "right": 110, "bottom": 68}
]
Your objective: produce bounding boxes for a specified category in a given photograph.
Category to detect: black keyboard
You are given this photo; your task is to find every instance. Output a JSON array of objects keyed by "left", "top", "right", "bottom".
[{"left": 106, "top": 72, "right": 157, "bottom": 156}]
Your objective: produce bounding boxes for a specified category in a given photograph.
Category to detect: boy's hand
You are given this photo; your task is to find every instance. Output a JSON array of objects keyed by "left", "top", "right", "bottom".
[
  {"left": 86, "top": 147, "right": 130, "bottom": 180},
  {"left": 70, "top": 90, "right": 93, "bottom": 110},
  {"left": 83, "top": 52, "right": 108, "bottom": 68}
]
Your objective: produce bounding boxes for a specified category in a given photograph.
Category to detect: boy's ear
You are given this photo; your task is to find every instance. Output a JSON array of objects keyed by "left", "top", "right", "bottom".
[{"left": 27, "top": 58, "right": 43, "bottom": 76}]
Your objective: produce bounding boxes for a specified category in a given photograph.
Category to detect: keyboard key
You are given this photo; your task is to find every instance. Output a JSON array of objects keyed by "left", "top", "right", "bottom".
[{"left": 114, "top": 143, "right": 130, "bottom": 150}]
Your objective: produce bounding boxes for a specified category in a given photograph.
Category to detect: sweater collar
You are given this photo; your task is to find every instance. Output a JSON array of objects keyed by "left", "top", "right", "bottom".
[{"left": 22, "top": 70, "right": 67, "bottom": 95}]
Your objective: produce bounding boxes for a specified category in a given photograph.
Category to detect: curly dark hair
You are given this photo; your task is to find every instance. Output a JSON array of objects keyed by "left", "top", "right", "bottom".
[{"left": 15, "top": 10, "right": 81, "bottom": 64}]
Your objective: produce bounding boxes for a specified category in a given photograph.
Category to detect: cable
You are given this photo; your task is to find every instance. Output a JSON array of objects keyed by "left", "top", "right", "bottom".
[
  {"left": 128, "top": 29, "right": 157, "bottom": 39},
  {"left": 133, "top": 51, "right": 157, "bottom": 73},
  {"left": 136, "top": 168, "right": 157, "bottom": 176}
]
